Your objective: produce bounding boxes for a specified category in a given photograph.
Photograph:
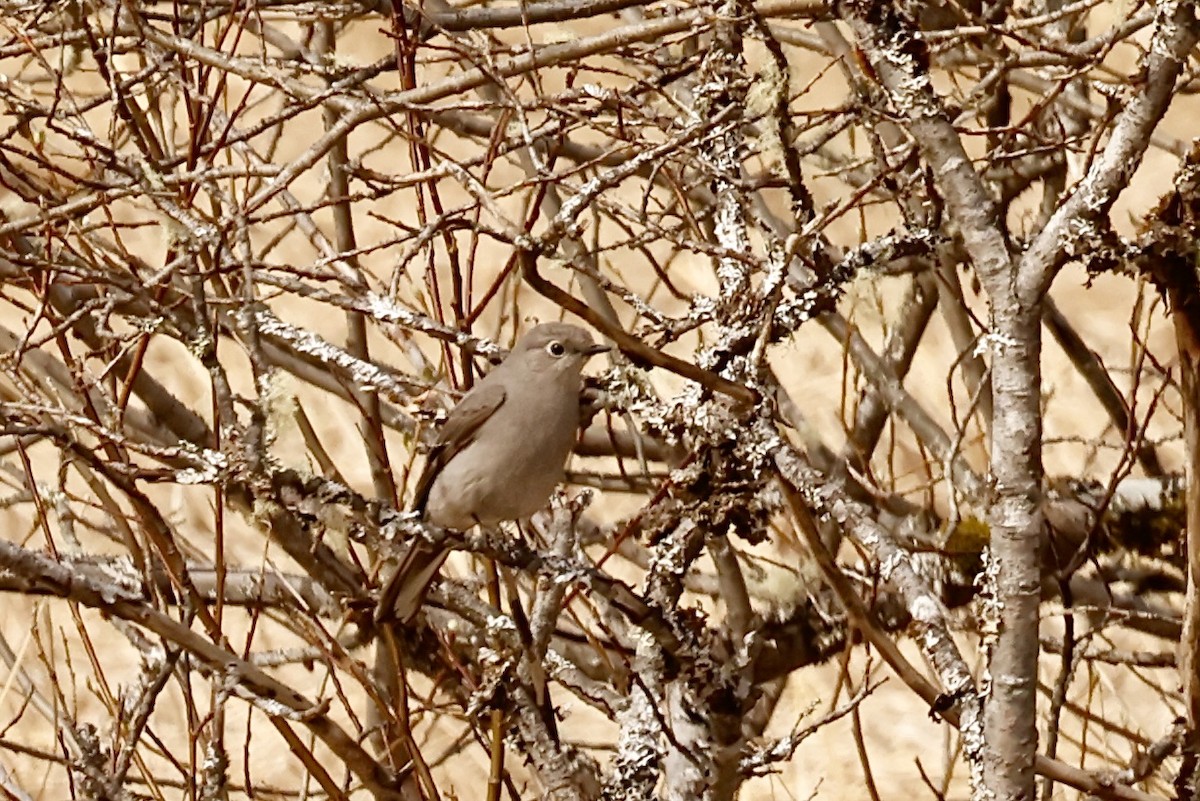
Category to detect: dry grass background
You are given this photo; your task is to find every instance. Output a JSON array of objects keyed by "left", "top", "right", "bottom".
[{"left": 0, "top": 3, "right": 1195, "bottom": 799}]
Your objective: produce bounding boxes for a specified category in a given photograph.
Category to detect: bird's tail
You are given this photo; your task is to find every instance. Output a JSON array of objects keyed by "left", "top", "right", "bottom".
[{"left": 375, "top": 540, "right": 450, "bottom": 624}]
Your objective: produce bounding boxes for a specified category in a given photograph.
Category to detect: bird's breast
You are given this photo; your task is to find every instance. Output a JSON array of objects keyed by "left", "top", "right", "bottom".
[{"left": 422, "top": 387, "right": 580, "bottom": 528}]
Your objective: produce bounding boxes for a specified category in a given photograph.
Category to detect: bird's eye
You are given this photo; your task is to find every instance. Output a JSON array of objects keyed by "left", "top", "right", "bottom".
[{"left": 546, "top": 341, "right": 566, "bottom": 357}]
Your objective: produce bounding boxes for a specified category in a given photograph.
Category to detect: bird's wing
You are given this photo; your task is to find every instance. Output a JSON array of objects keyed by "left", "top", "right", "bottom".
[
  {"left": 411, "top": 381, "right": 507, "bottom": 514},
  {"left": 378, "top": 381, "right": 507, "bottom": 624}
]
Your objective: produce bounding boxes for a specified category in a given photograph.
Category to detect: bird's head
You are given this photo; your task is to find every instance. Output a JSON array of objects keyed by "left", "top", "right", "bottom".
[{"left": 512, "top": 322, "right": 609, "bottom": 379}]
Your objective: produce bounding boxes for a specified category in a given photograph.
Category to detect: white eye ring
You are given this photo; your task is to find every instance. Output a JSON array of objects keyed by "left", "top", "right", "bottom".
[{"left": 546, "top": 341, "right": 566, "bottom": 357}]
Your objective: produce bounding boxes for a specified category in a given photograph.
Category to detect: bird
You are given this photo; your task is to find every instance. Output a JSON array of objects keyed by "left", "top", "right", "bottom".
[{"left": 376, "top": 322, "right": 609, "bottom": 624}]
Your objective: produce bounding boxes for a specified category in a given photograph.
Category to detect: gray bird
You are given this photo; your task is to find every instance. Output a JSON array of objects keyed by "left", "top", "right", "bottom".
[{"left": 376, "top": 322, "right": 608, "bottom": 624}]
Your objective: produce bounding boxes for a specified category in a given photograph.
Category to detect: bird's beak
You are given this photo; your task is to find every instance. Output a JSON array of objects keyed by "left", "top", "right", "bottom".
[{"left": 583, "top": 343, "right": 611, "bottom": 358}]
